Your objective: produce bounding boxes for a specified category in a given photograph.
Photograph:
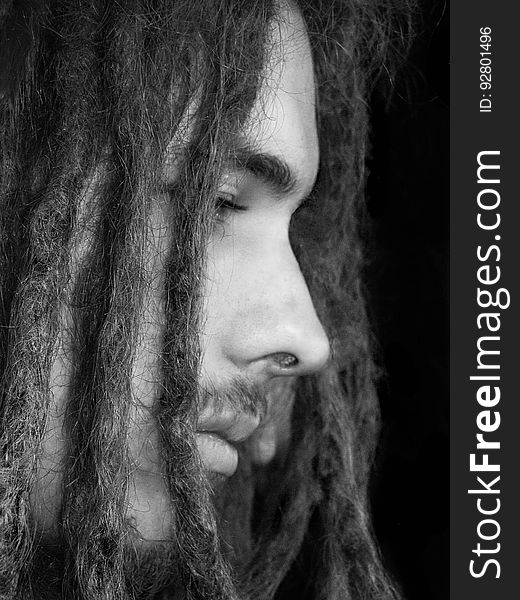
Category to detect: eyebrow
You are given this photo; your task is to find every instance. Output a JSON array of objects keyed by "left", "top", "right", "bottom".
[{"left": 228, "top": 143, "right": 299, "bottom": 197}]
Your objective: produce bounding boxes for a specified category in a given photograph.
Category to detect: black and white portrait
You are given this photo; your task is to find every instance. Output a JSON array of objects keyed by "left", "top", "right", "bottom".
[{"left": 0, "top": 1, "right": 448, "bottom": 598}]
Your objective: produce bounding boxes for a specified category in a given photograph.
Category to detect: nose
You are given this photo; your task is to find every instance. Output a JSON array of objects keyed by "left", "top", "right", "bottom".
[{"left": 220, "top": 239, "right": 331, "bottom": 380}]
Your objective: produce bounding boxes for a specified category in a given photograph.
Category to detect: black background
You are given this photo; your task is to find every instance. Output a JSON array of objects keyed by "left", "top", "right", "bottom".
[{"left": 367, "top": 1, "right": 449, "bottom": 598}]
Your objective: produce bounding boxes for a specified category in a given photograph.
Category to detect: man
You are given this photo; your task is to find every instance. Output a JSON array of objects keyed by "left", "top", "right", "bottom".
[{"left": 0, "top": 0, "right": 411, "bottom": 598}]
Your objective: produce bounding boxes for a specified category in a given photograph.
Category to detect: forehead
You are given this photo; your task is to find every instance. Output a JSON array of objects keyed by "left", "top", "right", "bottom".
[
  {"left": 161, "top": 4, "right": 318, "bottom": 197},
  {"left": 244, "top": 3, "right": 319, "bottom": 196}
]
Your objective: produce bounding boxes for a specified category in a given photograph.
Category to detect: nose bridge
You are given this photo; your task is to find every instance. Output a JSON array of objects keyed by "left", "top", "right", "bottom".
[{"left": 254, "top": 239, "right": 330, "bottom": 374}]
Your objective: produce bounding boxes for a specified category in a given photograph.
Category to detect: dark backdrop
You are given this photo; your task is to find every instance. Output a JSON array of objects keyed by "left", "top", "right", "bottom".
[{"left": 367, "top": 2, "right": 449, "bottom": 599}]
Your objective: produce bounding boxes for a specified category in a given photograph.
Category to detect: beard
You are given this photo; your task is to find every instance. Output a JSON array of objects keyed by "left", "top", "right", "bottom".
[
  {"left": 28, "top": 538, "right": 181, "bottom": 600},
  {"left": 23, "top": 377, "right": 284, "bottom": 600}
]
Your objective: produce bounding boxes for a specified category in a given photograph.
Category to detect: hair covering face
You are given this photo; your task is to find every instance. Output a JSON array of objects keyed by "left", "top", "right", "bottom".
[{"left": 0, "top": 1, "right": 413, "bottom": 598}]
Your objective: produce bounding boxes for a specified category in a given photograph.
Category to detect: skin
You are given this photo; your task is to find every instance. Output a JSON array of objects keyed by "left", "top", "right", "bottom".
[{"left": 30, "top": 2, "right": 329, "bottom": 544}]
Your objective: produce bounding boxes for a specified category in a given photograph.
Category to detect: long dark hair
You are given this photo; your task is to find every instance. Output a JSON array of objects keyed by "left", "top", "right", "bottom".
[{"left": 0, "top": 1, "right": 413, "bottom": 598}]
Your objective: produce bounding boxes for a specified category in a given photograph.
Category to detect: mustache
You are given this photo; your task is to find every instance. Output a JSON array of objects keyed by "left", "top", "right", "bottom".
[{"left": 197, "top": 378, "right": 269, "bottom": 421}]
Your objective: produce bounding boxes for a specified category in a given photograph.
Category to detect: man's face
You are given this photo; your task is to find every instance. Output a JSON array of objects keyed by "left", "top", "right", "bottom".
[{"left": 30, "top": 3, "right": 329, "bottom": 543}]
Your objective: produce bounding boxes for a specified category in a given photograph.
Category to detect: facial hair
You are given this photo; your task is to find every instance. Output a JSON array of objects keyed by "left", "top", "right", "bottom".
[{"left": 26, "top": 378, "right": 273, "bottom": 600}]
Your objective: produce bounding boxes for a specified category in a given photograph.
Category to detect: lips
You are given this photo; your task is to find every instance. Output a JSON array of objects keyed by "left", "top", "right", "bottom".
[
  {"left": 196, "top": 409, "right": 260, "bottom": 478},
  {"left": 195, "top": 433, "right": 239, "bottom": 478}
]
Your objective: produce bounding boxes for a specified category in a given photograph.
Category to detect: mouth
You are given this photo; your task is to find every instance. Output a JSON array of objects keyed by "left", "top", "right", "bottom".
[{"left": 196, "top": 410, "right": 261, "bottom": 478}]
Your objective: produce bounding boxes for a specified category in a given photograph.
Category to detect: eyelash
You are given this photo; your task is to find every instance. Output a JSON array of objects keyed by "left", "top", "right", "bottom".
[{"left": 214, "top": 193, "right": 247, "bottom": 222}]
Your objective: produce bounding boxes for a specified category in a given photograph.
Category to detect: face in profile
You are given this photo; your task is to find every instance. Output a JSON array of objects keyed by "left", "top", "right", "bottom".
[{"left": 29, "top": 1, "right": 330, "bottom": 548}]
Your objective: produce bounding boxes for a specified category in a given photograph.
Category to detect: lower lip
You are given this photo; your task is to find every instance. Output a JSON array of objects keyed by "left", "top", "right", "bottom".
[{"left": 195, "top": 432, "right": 239, "bottom": 478}]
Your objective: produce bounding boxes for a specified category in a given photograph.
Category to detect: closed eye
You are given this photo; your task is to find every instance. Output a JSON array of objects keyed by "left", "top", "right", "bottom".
[{"left": 214, "top": 193, "right": 247, "bottom": 224}]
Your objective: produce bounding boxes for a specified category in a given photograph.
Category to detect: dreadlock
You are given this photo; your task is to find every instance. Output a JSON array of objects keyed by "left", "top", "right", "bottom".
[{"left": 0, "top": 1, "right": 414, "bottom": 598}]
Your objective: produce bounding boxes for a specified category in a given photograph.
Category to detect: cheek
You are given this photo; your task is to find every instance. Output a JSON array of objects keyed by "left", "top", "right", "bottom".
[
  {"left": 28, "top": 201, "right": 98, "bottom": 534},
  {"left": 29, "top": 200, "right": 175, "bottom": 540},
  {"left": 122, "top": 208, "right": 176, "bottom": 539},
  {"left": 202, "top": 213, "right": 284, "bottom": 327},
  {"left": 29, "top": 334, "right": 71, "bottom": 535},
  {"left": 201, "top": 224, "right": 244, "bottom": 337}
]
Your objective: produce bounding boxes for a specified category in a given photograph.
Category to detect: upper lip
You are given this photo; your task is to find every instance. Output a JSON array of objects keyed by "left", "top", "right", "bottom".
[{"left": 196, "top": 408, "right": 261, "bottom": 444}]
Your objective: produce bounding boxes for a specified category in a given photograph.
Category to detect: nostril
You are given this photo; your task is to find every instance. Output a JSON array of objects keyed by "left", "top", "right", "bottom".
[{"left": 270, "top": 353, "right": 299, "bottom": 369}]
